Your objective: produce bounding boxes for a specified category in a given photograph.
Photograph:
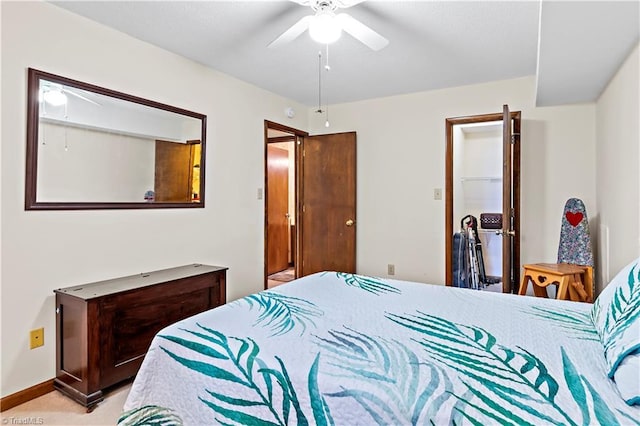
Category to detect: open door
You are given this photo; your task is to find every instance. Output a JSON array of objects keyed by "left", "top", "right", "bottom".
[
  {"left": 500, "top": 105, "right": 513, "bottom": 293},
  {"left": 266, "top": 145, "right": 290, "bottom": 275},
  {"left": 154, "top": 140, "right": 197, "bottom": 202},
  {"left": 300, "top": 132, "right": 357, "bottom": 276},
  {"left": 499, "top": 105, "right": 521, "bottom": 292}
]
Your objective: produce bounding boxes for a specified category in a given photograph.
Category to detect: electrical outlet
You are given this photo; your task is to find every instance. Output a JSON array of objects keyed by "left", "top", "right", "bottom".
[
  {"left": 433, "top": 188, "right": 442, "bottom": 200},
  {"left": 387, "top": 264, "right": 395, "bottom": 275},
  {"left": 30, "top": 328, "right": 44, "bottom": 349}
]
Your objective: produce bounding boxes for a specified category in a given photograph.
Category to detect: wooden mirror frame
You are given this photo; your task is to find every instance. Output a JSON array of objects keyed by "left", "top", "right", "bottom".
[{"left": 25, "top": 68, "right": 207, "bottom": 210}]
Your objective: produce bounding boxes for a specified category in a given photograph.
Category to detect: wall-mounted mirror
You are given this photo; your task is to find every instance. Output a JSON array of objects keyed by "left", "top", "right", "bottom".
[{"left": 25, "top": 68, "right": 207, "bottom": 210}]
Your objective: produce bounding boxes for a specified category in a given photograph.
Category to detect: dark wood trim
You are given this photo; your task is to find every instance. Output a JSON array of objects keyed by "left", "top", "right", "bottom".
[
  {"left": 445, "top": 120, "right": 453, "bottom": 286},
  {"left": 264, "top": 122, "right": 269, "bottom": 290},
  {"left": 264, "top": 120, "right": 309, "bottom": 137},
  {"left": 513, "top": 111, "right": 522, "bottom": 290},
  {"left": 445, "top": 111, "right": 521, "bottom": 287},
  {"left": 294, "top": 135, "right": 303, "bottom": 280},
  {"left": 200, "top": 116, "right": 207, "bottom": 207},
  {"left": 268, "top": 136, "right": 297, "bottom": 143},
  {"left": 25, "top": 68, "right": 207, "bottom": 211},
  {"left": 29, "top": 68, "right": 205, "bottom": 118},
  {"left": 25, "top": 68, "right": 40, "bottom": 210},
  {"left": 1, "top": 379, "right": 54, "bottom": 411},
  {"left": 264, "top": 121, "right": 306, "bottom": 290},
  {"left": 26, "top": 202, "right": 204, "bottom": 211},
  {"left": 502, "top": 105, "right": 512, "bottom": 293}
]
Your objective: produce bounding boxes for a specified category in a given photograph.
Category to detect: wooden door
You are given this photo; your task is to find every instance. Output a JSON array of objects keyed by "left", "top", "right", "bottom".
[
  {"left": 500, "top": 105, "right": 521, "bottom": 293},
  {"left": 155, "top": 141, "right": 194, "bottom": 202},
  {"left": 501, "top": 105, "right": 513, "bottom": 293},
  {"left": 300, "top": 132, "right": 357, "bottom": 276},
  {"left": 267, "top": 145, "right": 290, "bottom": 275}
]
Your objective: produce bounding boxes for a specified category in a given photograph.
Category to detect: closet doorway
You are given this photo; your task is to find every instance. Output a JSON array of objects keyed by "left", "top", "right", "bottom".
[
  {"left": 265, "top": 121, "right": 306, "bottom": 289},
  {"left": 445, "top": 106, "right": 521, "bottom": 293}
]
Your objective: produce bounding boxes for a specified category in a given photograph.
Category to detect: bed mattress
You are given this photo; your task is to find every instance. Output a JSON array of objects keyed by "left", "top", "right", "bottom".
[{"left": 120, "top": 272, "right": 639, "bottom": 425}]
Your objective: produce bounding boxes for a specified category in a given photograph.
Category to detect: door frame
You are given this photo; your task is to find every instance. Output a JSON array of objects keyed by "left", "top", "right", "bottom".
[
  {"left": 444, "top": 111, "right": 521, "bottom": 290},
  {"left": 264, "top": 120, "right": 308, "bottom": 290}
]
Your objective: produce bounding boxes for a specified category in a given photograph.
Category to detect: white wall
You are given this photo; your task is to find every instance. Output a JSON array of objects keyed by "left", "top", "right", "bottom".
[
  {"left": 460, "top": 129, "right": 503, "bottom": 220},
  {"left": 595, "top": 43, "right": 640, "bottom": 290},
  {"left": 41, "top": 94, "right": 200, "bottom": 143},
  {"left": 37, "top": 123, "right": 156, "bottom": 202},
  {"left": 452, "top": 126, "right": 465, "bottom": 227},
  {"left": 459, "top": 129, "right": 503, "bottom": 278},
  {"left": 308, "top": 76, "right": 597, "bottom": 285},
  {"left": 1, "top": 1, "right": 307, "bottom": 397}
]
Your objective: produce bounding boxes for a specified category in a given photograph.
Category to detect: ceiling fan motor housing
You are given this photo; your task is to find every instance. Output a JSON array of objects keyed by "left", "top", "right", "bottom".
[{"left": 312, "top": 1, "right": 338, "bottom": 12}]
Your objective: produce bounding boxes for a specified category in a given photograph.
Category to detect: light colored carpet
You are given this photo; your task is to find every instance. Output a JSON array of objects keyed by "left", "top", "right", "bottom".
[
  {"left": 267, "top": 279, "right": 286, "bottom": 289},
  {"left": 268, "top": 268, "right": 295, "bottom": 282},
  {"left": 482, "top": 283, "right": 503, "bottom": 293},
  {"left": 1, "top": 383, "right": 130, "bottom": 425}
]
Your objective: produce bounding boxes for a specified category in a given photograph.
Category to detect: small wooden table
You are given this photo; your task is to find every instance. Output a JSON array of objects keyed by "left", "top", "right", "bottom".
[{"left": 518, "top": 263, "right": 592, "bottom": 302}]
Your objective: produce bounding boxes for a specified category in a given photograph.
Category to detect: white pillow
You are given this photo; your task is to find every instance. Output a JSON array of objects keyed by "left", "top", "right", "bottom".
[
  {"left": 591, "top": 257, "right": 640, "bottom": 377},
  {"left": 613, "top": 351, "right": 640, "bottom": 405}
]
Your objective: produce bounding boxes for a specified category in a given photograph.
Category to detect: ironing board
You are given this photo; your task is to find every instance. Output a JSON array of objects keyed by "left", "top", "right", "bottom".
[{"left": 519, "top": 198, "right": 594, "bottom": 302}]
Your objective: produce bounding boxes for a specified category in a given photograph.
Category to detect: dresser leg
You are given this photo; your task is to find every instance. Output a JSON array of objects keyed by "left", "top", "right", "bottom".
[{"left": 53, "top": 378, "right": 104, "bottom": 410}]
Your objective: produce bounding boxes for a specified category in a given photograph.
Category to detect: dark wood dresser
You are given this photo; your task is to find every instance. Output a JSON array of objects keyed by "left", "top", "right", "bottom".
[{"left": 53, "top": 264, "right": 227, "bottom": 410}]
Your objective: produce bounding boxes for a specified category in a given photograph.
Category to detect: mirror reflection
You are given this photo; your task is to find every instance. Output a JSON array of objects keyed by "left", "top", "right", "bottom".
[{"left": 26, "top": 68, "right": 206, "bottom": 209}]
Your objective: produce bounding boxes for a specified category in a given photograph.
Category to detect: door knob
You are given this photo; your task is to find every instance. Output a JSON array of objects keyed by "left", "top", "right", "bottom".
[
  {"left": 346, "top": 219, "right": 354, "bottom": 227},
  {"left": 496, "top": 230, "right": 515, "bottom": 237}
]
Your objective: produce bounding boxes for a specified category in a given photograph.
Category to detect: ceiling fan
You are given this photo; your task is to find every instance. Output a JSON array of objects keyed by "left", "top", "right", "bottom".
[{"left": 269, "top": 0, "right": 389, "bottom": 51}]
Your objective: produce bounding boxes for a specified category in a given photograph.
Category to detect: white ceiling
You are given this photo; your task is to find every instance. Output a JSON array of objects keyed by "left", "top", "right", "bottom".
[{"left": 50, "top": 1, "right": 639, "bottom": 107}]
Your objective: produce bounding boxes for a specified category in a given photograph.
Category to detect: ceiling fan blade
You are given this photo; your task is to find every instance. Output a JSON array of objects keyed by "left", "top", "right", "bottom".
[
  {"left": 64, "top": 89, "right": 101, "bottom": 106},
  {"left": 334, "top": 0, "right": 367, "bottom": 9},
  {"left": 288, "top": 0, "right": 364, "bottom": 8},
  {"left": 268, "top": 15, "right": 313, "bottom": 48},
  {"left": 336, "top": 13, "right": 388, "bottom": 51}
]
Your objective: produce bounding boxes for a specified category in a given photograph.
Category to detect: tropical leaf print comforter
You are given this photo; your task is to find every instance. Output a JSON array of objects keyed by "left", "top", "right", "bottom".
[{"left": 120, "top": 272, "right": 639, "bottom": 425}]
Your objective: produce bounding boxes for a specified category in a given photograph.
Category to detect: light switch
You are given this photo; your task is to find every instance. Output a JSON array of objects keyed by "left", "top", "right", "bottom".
[
  {"left": 388, "top": 264, "right": 395, "bottom": 275},
  {"left": 434, "top": 188, "right": 442, "bottom": 200},
  {"left": 257, "top": 188, "right": 263, "bottom": 200}
]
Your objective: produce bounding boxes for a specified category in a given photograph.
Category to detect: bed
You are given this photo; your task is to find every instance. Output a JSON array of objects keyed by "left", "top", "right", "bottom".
[{"left": 119, "top": 262, "right": 640, "bottom": 425}]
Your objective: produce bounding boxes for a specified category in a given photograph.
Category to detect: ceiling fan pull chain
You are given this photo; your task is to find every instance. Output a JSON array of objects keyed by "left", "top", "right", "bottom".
[
  {"left": 324, "top": 45, "right": 330, "bottom": 127},
  {"left": 325, "top": 44, "right": 331, "bottom": 71},
  {"left": 316, "top": 50, "right": 323, "bottom": 113},
  {"left": 325, "top": 101, "right": 330, "bottom": 128}
]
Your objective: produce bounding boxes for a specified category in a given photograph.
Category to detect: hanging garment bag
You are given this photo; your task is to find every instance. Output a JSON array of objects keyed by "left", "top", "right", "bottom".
[
  {"left": 460, "top": 215, "right": 487, "bottom": 289},
  {"left": 452, "top": 219, "right": 470, "bottom": 288},
  {"left": 452, "top": 231, "right": 468, "bottom": 287}
]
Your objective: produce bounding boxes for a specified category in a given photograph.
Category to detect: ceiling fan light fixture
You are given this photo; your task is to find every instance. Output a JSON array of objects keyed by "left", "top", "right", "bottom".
[
  {"left": 309, "top": 11, "right": 342, "bottom": 44},
  {"left": 42, "top": 89, "right": 67, "bottom": 106}
]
